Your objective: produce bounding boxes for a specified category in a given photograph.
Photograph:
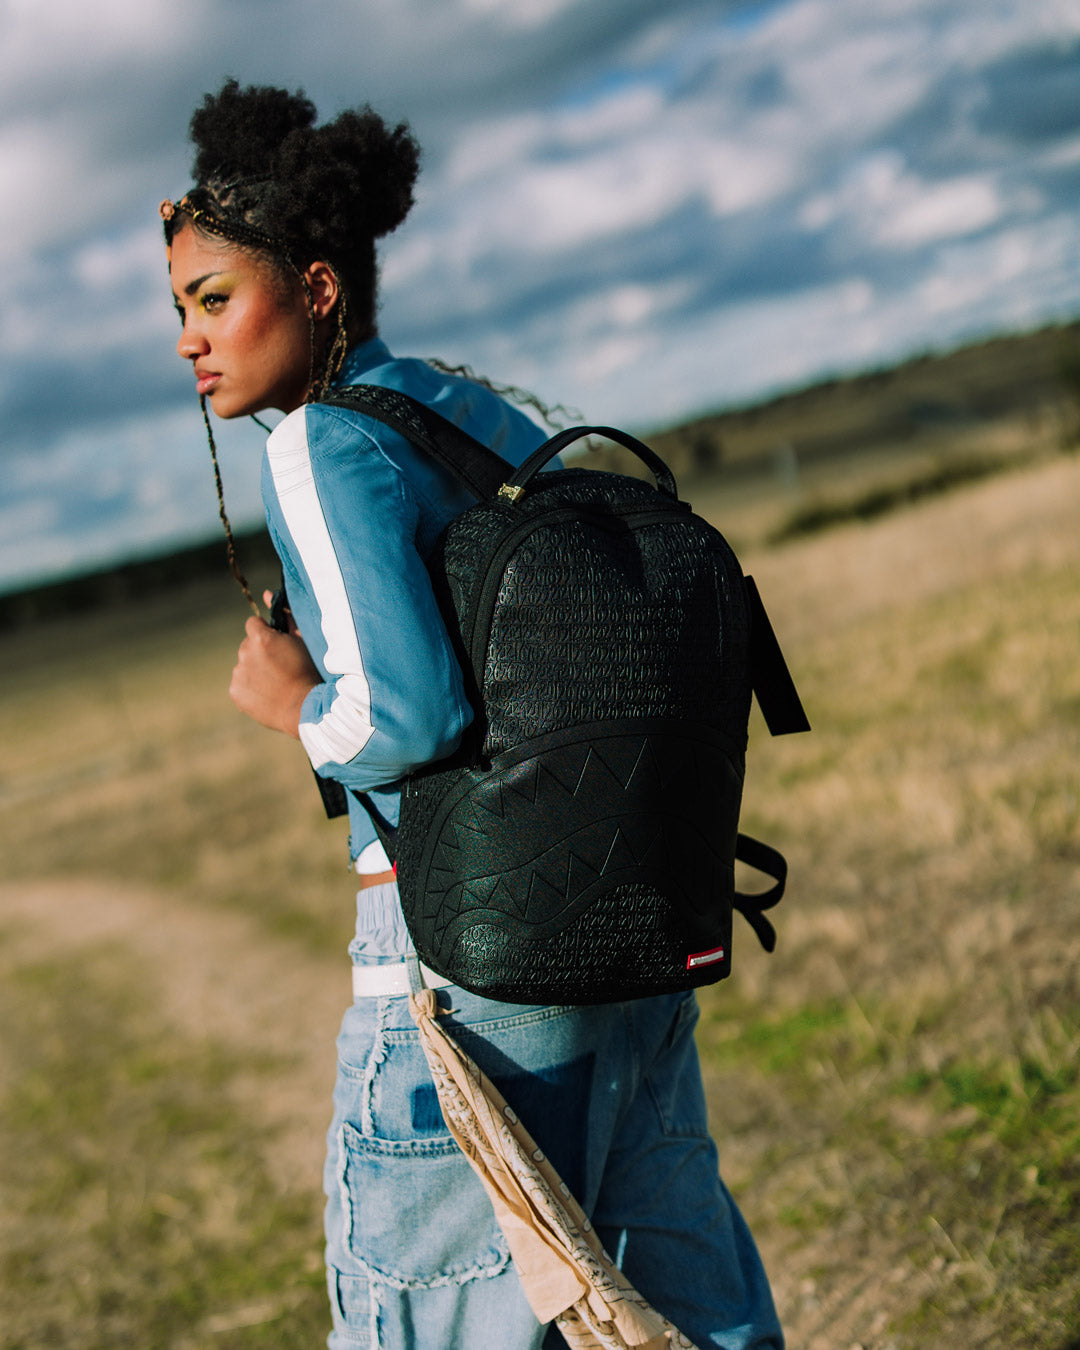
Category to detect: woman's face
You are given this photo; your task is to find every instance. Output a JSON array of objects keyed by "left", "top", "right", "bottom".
[{"left": 169, "top": 225, "right": 312, "bottom": 418}]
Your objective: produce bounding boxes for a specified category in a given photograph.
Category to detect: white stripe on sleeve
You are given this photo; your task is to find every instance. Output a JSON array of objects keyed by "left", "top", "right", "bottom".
[{"left": 266, "top": 410, "right": 375, "bottom": 769}]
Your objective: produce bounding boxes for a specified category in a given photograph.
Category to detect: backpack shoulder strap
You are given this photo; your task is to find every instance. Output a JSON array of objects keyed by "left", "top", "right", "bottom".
[
  {"left": 323, "top": 383, "right": 513, "bottom": 502},
  {"left": 744, "top": 575, "right": 811, "bottom": 736},
  {"left": 733, "top": 833, "right": 787, "bottom": 952}
]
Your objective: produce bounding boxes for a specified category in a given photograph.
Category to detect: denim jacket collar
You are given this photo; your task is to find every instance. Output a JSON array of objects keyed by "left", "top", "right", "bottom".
[{"left": 334, "top": 336, "right": 393, "bottom": 387}]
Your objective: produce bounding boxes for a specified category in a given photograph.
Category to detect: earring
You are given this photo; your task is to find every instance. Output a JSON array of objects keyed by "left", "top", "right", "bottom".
[
  {"left": 304, "top": 268, "right": 350, "bottom": 402},
  {"left": 324, "top": 293, "right": 349, "bottom": 390}
]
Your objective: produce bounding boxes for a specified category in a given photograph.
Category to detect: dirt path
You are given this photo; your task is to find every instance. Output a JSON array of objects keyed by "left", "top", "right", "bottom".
[{"left": 0, "top": 878, "right": 347, "bottom": 1190}]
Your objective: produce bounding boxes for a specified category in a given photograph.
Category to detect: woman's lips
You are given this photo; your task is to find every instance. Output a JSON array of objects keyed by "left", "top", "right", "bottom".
[{"left": 195, "top": 371, "right": 221, "bottom": 395}]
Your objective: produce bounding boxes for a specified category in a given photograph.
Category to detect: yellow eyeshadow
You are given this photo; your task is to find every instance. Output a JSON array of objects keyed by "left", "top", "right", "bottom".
[{"left": 199, "top": 274, "right": 240, "bottom": 304}]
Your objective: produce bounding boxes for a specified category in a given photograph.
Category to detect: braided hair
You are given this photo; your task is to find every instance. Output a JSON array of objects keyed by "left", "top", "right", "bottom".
[{"left": 162, "top": 80, "right": 421, "bottom": 610}]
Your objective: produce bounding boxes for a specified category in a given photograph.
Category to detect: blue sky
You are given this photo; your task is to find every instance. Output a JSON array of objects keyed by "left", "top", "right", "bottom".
[{"left": 2, "top": 0, "right": 1080, "bottom": 592}]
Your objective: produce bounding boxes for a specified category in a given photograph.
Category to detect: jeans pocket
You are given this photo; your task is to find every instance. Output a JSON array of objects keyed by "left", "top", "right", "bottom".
[{"left": 337, "top": 1122, "right": 510, "bottom": 1288}]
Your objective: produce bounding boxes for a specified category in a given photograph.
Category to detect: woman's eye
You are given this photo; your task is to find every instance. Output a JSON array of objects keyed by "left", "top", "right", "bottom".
[{"left": 201, "top": 292, "right": 227, "bottom": 312}]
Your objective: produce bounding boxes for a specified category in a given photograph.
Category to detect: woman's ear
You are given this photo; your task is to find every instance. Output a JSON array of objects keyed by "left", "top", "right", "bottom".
[{"left": 303, "top": 261, "right": 341, "bottom": 320}]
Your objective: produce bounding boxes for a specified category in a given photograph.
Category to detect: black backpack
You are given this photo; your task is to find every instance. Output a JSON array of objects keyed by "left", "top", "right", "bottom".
[{"left": 311, "top": 384, "right": 810, "bottom": 1005}]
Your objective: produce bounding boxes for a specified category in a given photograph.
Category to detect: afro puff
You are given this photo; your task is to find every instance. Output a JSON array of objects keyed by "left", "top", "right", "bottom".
[{"left": 178, "top": 79, "right": 421, "bottom": 327}]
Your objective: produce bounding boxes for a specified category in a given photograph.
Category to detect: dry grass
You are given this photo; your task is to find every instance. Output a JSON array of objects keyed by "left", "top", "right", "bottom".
[
  {"left": 696, "top": 453, "right": 1080, "bottom": 1348},
  {"left": 1, "top": 450, "right": 1078, "bottom": 1347}
]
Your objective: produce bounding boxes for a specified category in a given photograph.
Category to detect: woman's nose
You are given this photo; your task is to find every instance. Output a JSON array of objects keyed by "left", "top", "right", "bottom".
[{"left": 177, "top": 321, "right": 208, "bottom": 361}]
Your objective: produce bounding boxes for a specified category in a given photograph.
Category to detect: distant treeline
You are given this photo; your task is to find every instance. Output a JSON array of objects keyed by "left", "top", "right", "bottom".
[
  {"left": 607, "top": 318, "right": 1080, "bottom": 480},
  {"left": 5, "top": 318, "right": 1080, "bottom": 630},
  {"left": 0, "top": 528, "right": 279, "bottom": 630}
]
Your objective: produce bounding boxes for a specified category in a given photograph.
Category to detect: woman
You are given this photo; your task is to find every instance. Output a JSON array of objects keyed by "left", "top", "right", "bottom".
[{"left": 163, "top": 80, "right": 783, "bottom": 1350}]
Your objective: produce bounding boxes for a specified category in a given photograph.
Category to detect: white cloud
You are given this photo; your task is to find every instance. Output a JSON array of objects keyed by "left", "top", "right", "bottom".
[
  {"left": 439, "top": 86, "right": 689, "bottom": 252},
  {"left": 880, "top": 174, "right": 1004, "bottom": 247},
  {"left": 0, "top": 117, "right": 99, "bottom": 264},
  {"left": 552, "top": 83, "right": 666, "bottom": 147},
  {"left": 804, "top": 153, "right": 1009, "bottom": 249},
  {"left": 459, "top": 0, "right": 580, "bottom": 30},
  {"left": 1035, "top": 131, "right": 1080, "bottom": 170},
  {"left": 421, "top": 95, "right": 797, "bottom": 279},
  {"left": 574, "top": 333, "right": 651, "bottom": 386},
  {"left": 443, "top": 113, "right": 552, "bottom": 189},
  {"left": 71, "top": 225, "right": 164, "bottom": 292},
  {"left": 0, "top": 0, "right": 183, "bottom": 100},
  {"left": 5, "top": 0, "right": 1080, "bottom": 589}
]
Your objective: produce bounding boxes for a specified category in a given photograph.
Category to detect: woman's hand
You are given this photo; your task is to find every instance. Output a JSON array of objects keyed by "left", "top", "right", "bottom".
[{"left": 229, "top": 608, "right": 320, "bottom": 738}]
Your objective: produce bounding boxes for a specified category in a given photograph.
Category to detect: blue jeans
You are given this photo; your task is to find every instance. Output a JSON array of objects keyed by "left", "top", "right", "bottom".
[{"left": 323, "top": 885, "right": 783, "bottom": 1349}]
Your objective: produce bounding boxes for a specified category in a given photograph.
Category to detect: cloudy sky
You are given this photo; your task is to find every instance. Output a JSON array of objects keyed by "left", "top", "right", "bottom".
[{"left": 3, "top": 0, "right": 1080, "bottom": 593}]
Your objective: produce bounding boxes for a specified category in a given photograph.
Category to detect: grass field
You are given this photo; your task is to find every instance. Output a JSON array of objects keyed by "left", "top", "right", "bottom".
[{"left": 1, "top": 446, "right": 1077, "bottom": 1348}]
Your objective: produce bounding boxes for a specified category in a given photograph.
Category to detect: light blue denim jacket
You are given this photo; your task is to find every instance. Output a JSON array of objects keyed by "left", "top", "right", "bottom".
[{"left": 261, "top": 337, "right": 548, "bottom": 861}]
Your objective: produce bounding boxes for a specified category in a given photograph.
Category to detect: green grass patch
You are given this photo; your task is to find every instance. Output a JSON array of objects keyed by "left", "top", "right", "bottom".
[
  {"left": 923, "top": 1013, "right": 1080, "bottom": 1177},
  {"left": 892, "top": 1019, "right": 1080, "bottom": 1343},
  {"left": 699, "top": 997, "right": 862, "bottom": 1075},
  {"left": 0, "top": 947, "right": 328, "bottom": 1349},
  {"left": 698, "top": 983, "right": 1080, "bottom": 1346}
]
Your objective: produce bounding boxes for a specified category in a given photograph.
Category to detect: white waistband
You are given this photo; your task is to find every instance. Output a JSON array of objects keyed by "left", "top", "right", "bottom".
[
  {"left": 355, "top": 838, "right": 393, "bottom": 873},
  {"left": 351, "top": 959, "right": 454, "bottom": 998}
]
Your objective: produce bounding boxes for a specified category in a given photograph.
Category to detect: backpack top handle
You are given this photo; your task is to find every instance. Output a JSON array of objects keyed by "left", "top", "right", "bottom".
[{"left": 502, "top": 426, "right": 679, "bottom": 501}]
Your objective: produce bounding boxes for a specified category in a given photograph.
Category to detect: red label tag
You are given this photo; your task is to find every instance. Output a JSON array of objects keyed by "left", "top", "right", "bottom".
[{"left": 686, "top": 945, "right": 725, "bottom": 971}]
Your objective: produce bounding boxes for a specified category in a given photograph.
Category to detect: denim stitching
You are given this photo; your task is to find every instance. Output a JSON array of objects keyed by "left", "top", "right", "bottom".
[
  {"left": 359, "top": 996, "right": 392, "bottom": 1137},
  {"left": 371, "top": 1280, "right": 381, "bottom": 1349},
  {"left": 379, "top": 1001, "right": 578, "bottom": 1045},
  {"left": 363, "top": 1256, "right": 510, "bottom": 1292},
  {"left": 336, "top": 1123, "right": 355, "bottom": 1254}
]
